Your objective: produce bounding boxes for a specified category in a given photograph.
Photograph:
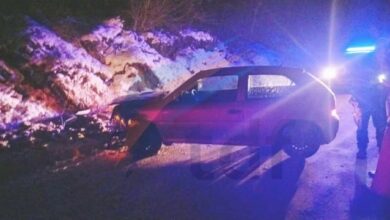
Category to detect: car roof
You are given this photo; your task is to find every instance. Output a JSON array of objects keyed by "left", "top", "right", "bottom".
[
  {"left": 196, "top": 66, "right": 306, "bottom": 77},
  {"left": 165, "top": 65, "right": 318, "bottom": 102}
]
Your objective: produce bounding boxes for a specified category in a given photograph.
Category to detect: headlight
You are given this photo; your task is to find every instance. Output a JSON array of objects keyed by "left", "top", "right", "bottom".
[
  {"left": 322, "top": 66, "right": 338, "bottom": 80},
  {"left": 127, "top": 119, "right": 139, "bottom": 128},
  {"left": 378, "top": 73, "right": 387, "bottom": 83},
  {"left": 113, "top": 114, "right": 121, "bottom": 122},
  {"left": 112, "top": 114, "right": 127, "bottom": 127}
]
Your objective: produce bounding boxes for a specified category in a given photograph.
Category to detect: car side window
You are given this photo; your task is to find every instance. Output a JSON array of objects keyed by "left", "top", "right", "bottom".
[
  {"left": 247, "top": 74, "right": 296, "bottom": 99},
  {"left": 196, "top": 75, "right": 239, "bottom": 102}
]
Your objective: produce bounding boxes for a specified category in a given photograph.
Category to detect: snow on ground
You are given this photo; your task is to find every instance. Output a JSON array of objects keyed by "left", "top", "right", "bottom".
[
  {"left": 24, "top": 19, "right": 112, "bottom": 108},
  {"left": 0, "top": 88, "right": 56, "bottom": 130},
  {"left": 0, "top": 61, "right": 58, "bottom": 130},
  {"left": 179, "top": 29, "right": 214, "bottom": 42},
  {"left": 143, "top": 31, "right": 177, "bottom": 46},
  {"left": 0, "top": 95, "right": 382, "bottom": 219}
]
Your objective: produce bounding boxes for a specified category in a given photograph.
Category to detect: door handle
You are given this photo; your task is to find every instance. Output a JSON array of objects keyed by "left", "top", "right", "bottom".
[{"left": 228, "top": 109, "right": 242, "bottom": 114}]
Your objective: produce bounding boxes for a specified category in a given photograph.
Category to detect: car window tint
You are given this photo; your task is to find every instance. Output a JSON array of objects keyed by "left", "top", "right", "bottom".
[
  {"left": 196, "top": 75, "right": 238, "bottom": 102},
  {"left": 248, "top": 74, "right": 296, "bottom": 99},
  {"left": 198, "top": 75, "right": 238, "bottom": 91}
]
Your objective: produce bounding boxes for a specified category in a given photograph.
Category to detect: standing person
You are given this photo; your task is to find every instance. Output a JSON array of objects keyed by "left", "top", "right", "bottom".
[{"left": 349, "top": 43, "right": 388, "bottom": 159}]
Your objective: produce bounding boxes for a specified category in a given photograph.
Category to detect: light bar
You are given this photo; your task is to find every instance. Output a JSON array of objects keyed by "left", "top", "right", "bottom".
[{"left": 345, "top": 45, "right": 376, "bottom": 54}]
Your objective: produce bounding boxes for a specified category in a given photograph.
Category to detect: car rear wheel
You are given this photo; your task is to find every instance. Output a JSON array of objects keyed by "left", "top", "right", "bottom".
[
  {"left": 133, "top": 125, "right": 162, "bottom": 157},
  {"left": 278, "top": 122, "right": 321, "bottom": 158}
]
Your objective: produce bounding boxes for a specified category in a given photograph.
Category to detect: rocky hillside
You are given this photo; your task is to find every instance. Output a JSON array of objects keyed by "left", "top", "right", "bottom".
[{"left": 0, "top": 16, "right": 276, "bottom": 131}]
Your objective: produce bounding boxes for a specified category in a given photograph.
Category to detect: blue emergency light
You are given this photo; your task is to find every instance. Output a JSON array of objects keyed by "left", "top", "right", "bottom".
[{"left": 345, "top": 45, "right": 376, "bottom": 54}]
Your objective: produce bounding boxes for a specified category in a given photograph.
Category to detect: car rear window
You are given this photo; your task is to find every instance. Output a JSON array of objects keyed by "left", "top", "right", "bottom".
[{"left": 247, "top": 74, "right": 296, "bottom": 99}]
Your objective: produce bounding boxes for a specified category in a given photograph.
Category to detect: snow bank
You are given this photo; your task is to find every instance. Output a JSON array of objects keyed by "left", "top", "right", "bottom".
[
  {"left": 1, "top": 17, "right": 275, "bottom": 130},
  {"left": 0, "top": 62, "right": 58, "bottom": 130},
  {"left": 24, "top": 19, "right": 113, "bottom": 108},
  {"left": 179, "top": 29, "right": 214, "bottom": 42},
  {"left": 0, "top": 88, "right": 55, "bottom": 130},
  {"left": 82, "top": 18, "right": 235, "bottom": 92}
]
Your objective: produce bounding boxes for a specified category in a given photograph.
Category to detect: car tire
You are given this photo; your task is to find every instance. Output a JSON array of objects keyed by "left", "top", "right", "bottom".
[
  {"left": 133, "top": 125, "right": 162, "bottom": 157},
  {"left": 278, "top": 122, "right": 321, "bottom": 159}
]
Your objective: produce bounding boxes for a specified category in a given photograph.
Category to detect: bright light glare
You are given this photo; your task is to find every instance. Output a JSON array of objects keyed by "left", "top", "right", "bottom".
[
  {"left": 322, "top": 66, "right": 338, "bottom": 80},
  {"left": 345, "top": 45, "right": 376, "bottom": 54},
  {"left": 331, "top": 109, "right": 339, "bottom": 120},
  {"left": 378, "top": 74, "right": 387, "bottom": 83}
]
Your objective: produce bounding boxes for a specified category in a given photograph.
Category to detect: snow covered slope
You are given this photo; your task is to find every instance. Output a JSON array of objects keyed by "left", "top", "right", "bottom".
[{"left": 0, "top": 17, "right": 275, "bottom": 130}]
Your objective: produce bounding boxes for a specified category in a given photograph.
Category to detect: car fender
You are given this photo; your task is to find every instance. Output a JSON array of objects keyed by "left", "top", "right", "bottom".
[{"left": 269, "top": 119, "right": 324, "bottom": 146}]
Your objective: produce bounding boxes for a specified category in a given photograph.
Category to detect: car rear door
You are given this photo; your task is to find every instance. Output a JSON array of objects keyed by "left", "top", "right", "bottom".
[{"left": 242, "top": 72, "right": 298, "bottom": 146}]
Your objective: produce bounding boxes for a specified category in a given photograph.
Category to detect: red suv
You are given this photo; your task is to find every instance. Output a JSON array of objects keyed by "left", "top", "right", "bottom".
[{"left": 112, "top": 66, "right": 339, "bottom": 158}]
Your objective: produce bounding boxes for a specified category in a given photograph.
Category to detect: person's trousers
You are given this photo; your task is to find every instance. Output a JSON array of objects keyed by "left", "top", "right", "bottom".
[{"left": 356, "top": 108, "right": 387, "bottom": 151}]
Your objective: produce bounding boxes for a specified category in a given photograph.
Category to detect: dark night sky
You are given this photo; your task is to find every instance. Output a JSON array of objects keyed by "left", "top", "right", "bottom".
[
  {"left": 1, "top": 0, "right": 390, "bottom": 71},
  {"left": 206, "top": 0, "right": 390, "bottom": 70}
]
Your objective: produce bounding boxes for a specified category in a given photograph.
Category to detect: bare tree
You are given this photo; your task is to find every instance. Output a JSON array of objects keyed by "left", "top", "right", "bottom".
[{"left": 124, "top": 0, "right": 206, "bottom": 31}]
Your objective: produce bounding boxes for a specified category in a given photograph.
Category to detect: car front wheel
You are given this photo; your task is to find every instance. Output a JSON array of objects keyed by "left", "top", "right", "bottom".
[
  {"left": 278, "top": 122, "right": 321, "bottom": 158},
  {"left": 133, "top": 125, "right": 162, "bottom": 157}
]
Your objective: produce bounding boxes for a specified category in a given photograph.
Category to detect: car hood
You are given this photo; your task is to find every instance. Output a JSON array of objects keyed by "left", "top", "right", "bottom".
[{"left": 111, "top": 91, "right": 167, "bottom": 107}]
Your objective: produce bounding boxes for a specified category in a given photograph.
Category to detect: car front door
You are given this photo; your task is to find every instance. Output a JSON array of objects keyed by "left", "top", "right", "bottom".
[{"left": 157, "top": 73, "right": 246, "bottom": 144}]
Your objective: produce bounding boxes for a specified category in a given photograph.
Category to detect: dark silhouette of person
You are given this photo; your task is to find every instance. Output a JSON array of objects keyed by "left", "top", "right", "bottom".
[{"left": 349, "top": 40, "right": 389, "bottom": 159}]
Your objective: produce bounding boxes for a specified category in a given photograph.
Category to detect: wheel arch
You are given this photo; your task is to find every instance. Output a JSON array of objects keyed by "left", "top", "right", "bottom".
[{"left": 273, "top": 119, "right": 325, "bottom": 146}]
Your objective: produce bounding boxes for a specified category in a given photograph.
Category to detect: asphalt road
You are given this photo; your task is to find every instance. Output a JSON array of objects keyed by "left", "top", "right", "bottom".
[{"left": 0, "top": 95, "right": 381, "bottom": 220}]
